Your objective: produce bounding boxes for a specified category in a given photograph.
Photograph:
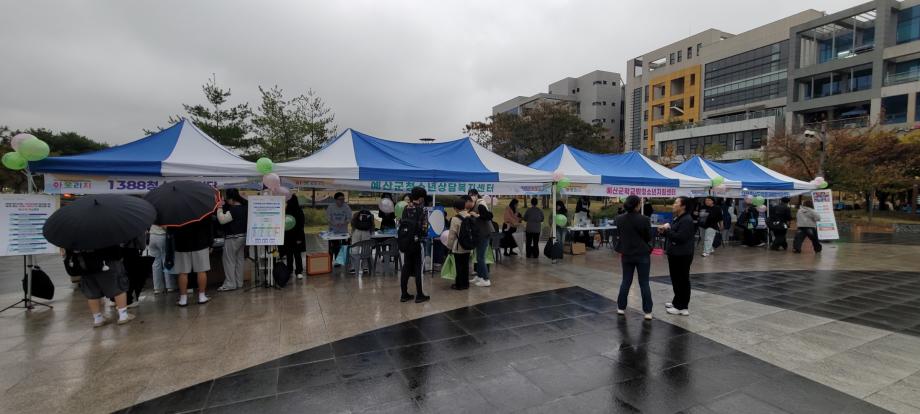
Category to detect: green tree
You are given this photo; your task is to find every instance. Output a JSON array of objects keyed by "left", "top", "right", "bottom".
[
  {"left": 465, "top": 101, "right": 619, "bottom": 165},
  {"left": 148, "top": 74, "right": 252, "bottom": 150},
  {"left": 250, "top": 85, "right": 337, "bottom": 162},
  {"left": 699, "top": 143, "right": 726, "bottom": 160}
]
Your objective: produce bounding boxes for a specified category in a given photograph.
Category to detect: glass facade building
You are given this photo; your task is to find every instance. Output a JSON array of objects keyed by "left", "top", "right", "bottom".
[
  {"left": 660, "top": 128, "right": 767, "bottom": 156},
  {"left": 897, "top": 5, "right": 920, "bottom": 44},
  {"left": 703, "top": 42, "right": 789, "bottom": 112}
]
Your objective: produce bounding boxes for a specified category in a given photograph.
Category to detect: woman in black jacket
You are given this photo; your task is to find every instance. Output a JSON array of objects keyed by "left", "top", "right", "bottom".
[
  {"left": 659, "top": 196, "right": 695, "bottom": 316},
  {"left": 282, "top": 195, "right": 307, "bottom": 279},
  {"left": 615, "top": 195, "right": 653, "bottom": 320}
]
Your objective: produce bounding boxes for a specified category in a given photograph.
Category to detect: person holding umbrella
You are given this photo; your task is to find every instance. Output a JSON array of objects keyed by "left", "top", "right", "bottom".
[
  {"left": 43, "top": 194, "right": 156, "bottom": 327},
  {"left": 145, "top": 181, "right": 222, "bottom": 307}
]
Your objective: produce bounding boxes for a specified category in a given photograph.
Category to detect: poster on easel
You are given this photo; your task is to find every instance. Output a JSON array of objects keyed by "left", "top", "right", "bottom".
[
  {"left": 811, "top": 190, "right": 840, "bottom": 240},
  {"left": 0, "top": 194, "right": 59, "bottom": 256},
  {"left": 246, "top": 195, "right": 285, "bottom": 246}
]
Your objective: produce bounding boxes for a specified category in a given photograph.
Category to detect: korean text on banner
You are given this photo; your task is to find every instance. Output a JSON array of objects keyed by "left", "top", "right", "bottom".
[
  {"left": 246, "top": 196, "right": 286, "bottom": 246},
  {"left": 811, "top": 190, "right": 840, "bottom": 240},
  {"left": 0, "top": 194, "right": 59, "bottom": 256}
]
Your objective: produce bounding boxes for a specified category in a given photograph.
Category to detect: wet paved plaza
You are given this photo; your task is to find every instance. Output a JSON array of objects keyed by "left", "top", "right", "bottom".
[{"left": 1, "top": 234, "right": 919, "bottom": 413}]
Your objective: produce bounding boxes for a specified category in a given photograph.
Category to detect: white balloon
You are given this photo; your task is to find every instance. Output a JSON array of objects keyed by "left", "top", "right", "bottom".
[
  {"left": 10, "top": 133, "right": 35, "bottom": 151},
  {"left": 428, "top": 209, "right": 445, "bottom": 235},
  {"left": 378, "top": 198, "right": 394, "bottom": 213}
]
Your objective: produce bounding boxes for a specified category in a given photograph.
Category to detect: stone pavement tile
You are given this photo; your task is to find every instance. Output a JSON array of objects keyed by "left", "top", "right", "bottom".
[
  {"left": 697, "top": 325, "right": 775, "bottom": 349},
  {"left": 874, "top": 377, "right": 920, "bottom": 409},
  {"left": 865, "top": 394, "right": 920, "bottom": 414},
  {"left": 794, "top": 354, "right": 903, "bottom": 398},
  {"left": 811, "top": 320, "right": 894, "bottom": 342},
  {"left": 703, "top": 391, "right": 791, "bottom": 414},
  {"left": 1, "top": 377, "right": 86, "bottom": 414},
  {"left": 786, "top": 324, "right": 878, "bottom": 354},
  {"left": 740, "top": 336, "right": 839, "bottom": 371},
  {"left": 736, "top": 309, "right": 833, "bottom": 335}
]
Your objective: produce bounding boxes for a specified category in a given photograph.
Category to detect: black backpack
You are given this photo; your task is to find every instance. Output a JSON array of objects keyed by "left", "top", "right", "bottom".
[
  {"left": 398, "top": 206, "right": 424, "bottom": 253},
  {"left": 273, "top": 259, "right": 291, "bottom": 288},
  {"left": 543, "top": 237, "right": 563, "bottom": 260},
  {"left": 23, "top": 266, "right": 55, "bottom": 300},
  {"left": 64, "top": 249, "right": 107, "bottom": 275},
  {"left": 457, "top": 215, "right": 479, "bottom": 250},
  {"left": 354, "top": 210, "right": 374, "bottom": 231}
]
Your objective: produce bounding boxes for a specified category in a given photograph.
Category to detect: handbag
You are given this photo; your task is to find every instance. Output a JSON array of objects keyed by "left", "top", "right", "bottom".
[
  {"left": 441, "top": 254, "right": 456, "bottom": 280},
  {"left": 334, "top": 244, "right": 349, "bottom": 267},
  {"left": 471, "top": 247, "right": 496, "bottom": 265}
]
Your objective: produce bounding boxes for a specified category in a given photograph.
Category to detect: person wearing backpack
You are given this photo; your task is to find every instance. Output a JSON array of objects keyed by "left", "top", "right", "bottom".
[
  {"left": 351, "top": 208, "right": 375, "bottom": 243},
  {"left": 75, "top": 245, "right": 136, "bottom": 327},
  {"left": 769, "top": 197, "right": 792, "bottom": 251},
  {"left": 282, "top": 195, "right": 306, "bottom": 279},
  {"left": 523, "top": 197, "right": 544, "bottom": 259},
  {"left": 446, "top": 197, "right": 473, "bottom": 290},
  {"left": 615, "top": 195, "right": 653, "bottom": 320},
  {"left": 468, "top": 188, "right": 494, "bottom": 287},
  {"left": 398, "top": 186, "right": 430, "bottom": 303}
]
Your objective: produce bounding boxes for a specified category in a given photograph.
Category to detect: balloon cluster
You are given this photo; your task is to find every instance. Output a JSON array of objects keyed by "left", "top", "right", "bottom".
[
  {"left": 710, "top": 175, "right": 727, "bottom": 192},
  {"left": 810, "top": 176, "right": 829, "bottom": 189},
  {"left": 553, "top": 170, "right": 571, "bottom": 189},
  {"left": 3, "top": 134, "right": 50, "bottom": 170},
  {"left": 751, "top": 196, "right": 766, "bottom": 207},
  {"left": 256, "top": 157, "right": 293, "bottom": 200}
]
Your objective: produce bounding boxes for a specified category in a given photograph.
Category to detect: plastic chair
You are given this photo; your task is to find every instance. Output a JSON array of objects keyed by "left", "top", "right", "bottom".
[
  {"left": 374, "top": 238, "right": 401, "bottom": 274},
  {"left": 348, "top": 240, "right": 376, "bottom": 276},
  {"left": 489, "top": 232, "right": 503, "bottom": 264}
]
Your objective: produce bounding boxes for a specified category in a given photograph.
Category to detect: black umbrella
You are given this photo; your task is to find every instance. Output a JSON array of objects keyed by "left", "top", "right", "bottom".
[
  {"left": 144, "top": 180, "right": 221, "bottom": 228},
  {"left": 43, "top": 194, "right": 156, "bottom": 250}
]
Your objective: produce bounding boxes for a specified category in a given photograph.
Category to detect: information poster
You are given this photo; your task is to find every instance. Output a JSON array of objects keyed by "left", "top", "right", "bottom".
[
  {"left": 0, "top": 194, "right": 59, "bottom": 256},
  {"left": 246, "top": 196, "right": 285, "bottom": 246},
  {"left": 811, "top": 190, "right": 840, "bottom": 240}
]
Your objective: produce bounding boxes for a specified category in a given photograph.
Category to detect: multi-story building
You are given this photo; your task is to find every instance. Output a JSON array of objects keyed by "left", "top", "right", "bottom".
[
  {"left": 493, "top": 70, "right": 626, "bottom": 141},
  {"left": 626, "top": 0, "right": 920, "bottom": 162}
]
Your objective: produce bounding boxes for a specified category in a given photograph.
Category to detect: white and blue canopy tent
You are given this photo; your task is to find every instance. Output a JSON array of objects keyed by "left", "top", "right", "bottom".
[
  {"left": 29, "top": 120, "right": 258, "bottom": 194},
  {"left": 673, "top": 156, "right": 816, "bottom": 198},
  {"left": 529, "top": 145, "right": 711, "bottom": 197},
  {"left": 275, "top": 129, "right": 553, "bottom": 195}
]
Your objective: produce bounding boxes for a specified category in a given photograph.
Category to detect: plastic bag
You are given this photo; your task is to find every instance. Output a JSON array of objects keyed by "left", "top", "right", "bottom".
[
  {"left": 334, "top": 245, "right": 349, "bottom": 267},
  {"left": 441, "top": 254, "right": 456, "bottom": 280}
]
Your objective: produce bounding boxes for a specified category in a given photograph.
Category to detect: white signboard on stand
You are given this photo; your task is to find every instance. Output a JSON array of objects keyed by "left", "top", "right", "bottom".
[
  {"left": 246, "top": 196, "right": 285, "bottom": 246},
  {"left": 811, "top": 190, "right": 840, "bottom": 240},
  {"left": 0, "top": 194, "right": 59, "bottom": 256}
]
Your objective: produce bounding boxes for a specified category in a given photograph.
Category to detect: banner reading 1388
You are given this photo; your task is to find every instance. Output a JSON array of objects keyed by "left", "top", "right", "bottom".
[{"left": 811, "top": 190, "right": 840, "bottom": 240}]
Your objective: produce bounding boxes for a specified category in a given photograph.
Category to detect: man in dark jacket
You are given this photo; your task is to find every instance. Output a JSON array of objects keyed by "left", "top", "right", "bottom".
[
  {"left": 659, "top": 196, "right": 695, "bottom": 316},
  {"left": 400, "top": 186, "right": 429, "bottom": 303},
  {"left": 700, "top": 197, "right": 723, "bottom": 257},
  {"left": 468, "top": 189, "right": 494, "bottom": 287},
  {"left": 769, "top": 197, "right": 792, "bottom": 251}
]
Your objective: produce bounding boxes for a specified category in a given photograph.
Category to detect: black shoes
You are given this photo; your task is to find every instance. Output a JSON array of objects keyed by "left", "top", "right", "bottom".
[
  {"left": 400, "top": 294, "right": 414, "bottom": 302},
  {"left": 415, "top": 294, "right": 430, "bottom": 303}
]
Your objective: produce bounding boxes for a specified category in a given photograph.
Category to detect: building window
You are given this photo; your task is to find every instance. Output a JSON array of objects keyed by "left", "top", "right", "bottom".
[
  {"left": 690, "top": 74, "right": 695, "bottom": 86},
  {"left": 882, "top": 94, "right": 909, "bottom": 124},
  {"left": 603, "top": 80, "right": 608, "bottom": 84},
  {"left": 644, "top": 85, "right": 649, "bottom": 102},
  {"left": 576, "top": 88, "right": 580, "bottom": 92},
  {"left": 677, "top": 50, "right": 682, "bottom": 62},
  {"left": 916, "top": 93, "right": 920, "bottom": 121},
  {"left": 603, "top": 101, "right": 607, "bottom": 105},
  {"left": 670, "top": 53, "right": 676, "bottom": 64},
  {"left": 697, "top": 43, "right": 702, "bottom": 54},
  {"left": 689, "top": 96, "right": 695, "bottom": 108},
  {"left": 898, "top": 5, "right": 920, "bottom": 44},
  {"left": 643, "top": 110, "right": 648, "bottom": 121},
  {"left": 687, "top": 47, "right": 693, "bottom": 59}
]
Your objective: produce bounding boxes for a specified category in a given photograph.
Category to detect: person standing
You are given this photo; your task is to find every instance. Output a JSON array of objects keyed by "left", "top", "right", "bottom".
[
  {"left": 326, "top": 192, "right": 352, "bottom": 265},
  {"left": 148, "top": 224, "right": 176, "bottom": 294},
  {"left": 283, "top": 195, "right": 307, "bottom": 279},
  {"left": 700, "top": 197, "right": 723, "bottom": 257},
  {"left": 468, "top": 189, "right": 494, "bottom": 287},
  {"left": 78, "top": 245, "right": 136, "bottom": 327},
  {"left": 217, "top": 189, "right": 248, "bottom": 291},
  {"left": 351, "top": 208, "right": 375, "bottom": 243},
  {"left": 523, "top": 197, "right": 544, "bottom": 259},
  {"left": 446, "top": 197, "right": 472, "bottom": 290},
  {"left": 770, "top": 197, "right": 792, "bottom": 251},
  {"left": 659, "top": 196, "right": 695, "bottom": 316},
  {"left": 171, "top": 218, "right": 213, "bottom": 307},
  {"left": 555, "top": 200, "right": 568, "bottom": 244},
  {"left": 501, "top": 198, "right": 521, "bottom": 256},
  {"left": 399, "top": 186, "right": 429, "bottom": 303},
  {"left": 793, "top": 200, "right": 823, "bottom": 253},
  {"left": 615, "top": 195, "right": 654, "bottom": 320},
  {"left": 738, "top": 203, "right": 766, "bottom": 247}
]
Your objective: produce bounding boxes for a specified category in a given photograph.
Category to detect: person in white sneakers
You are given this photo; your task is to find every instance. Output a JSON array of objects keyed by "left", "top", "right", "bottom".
[
  {"left": 659, "top": 197, "right": 695, "bottom": 316},
  {"left": 77, "top": 246, "right": 136, "bottom": 327},
  {"left": 170, "top": 218, "right": 213, "bottom": 307},
  {"left": 467, "top": 190, "right": 493, "bottom": 287},
  {"left": 217, "top": 189, "right": 248, "bottom": 291}
]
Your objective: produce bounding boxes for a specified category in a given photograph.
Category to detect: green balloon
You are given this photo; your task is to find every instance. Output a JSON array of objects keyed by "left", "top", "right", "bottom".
[
  {"left": 256, "top": 157, "right": 273, "bottom": 174},
  {"left": 710, "top": 176, "right": 724, "bottom": 186},
  {"left": 819, "top": 181, "right": 829, "bottom": 189},
  {"left": 18, "top": 137, "right": 50, "bottom": 162},
  {"left": 284, "top": 214, "right": 296, "bottom": 231},
  {"left": 557, "top": 177, "right": 571, "bottom": 189},
  {"left": 2, "top": 152, "right": 27, "bottom": 170},
  {"left": 752, "top": 196, "right": 765, "bottom": 207},
  {"left": 395, "top": 201, "right": 408, "bottom": 218},
  {"left": 554, "top": 214, "right": 568, "bottom": 227}
]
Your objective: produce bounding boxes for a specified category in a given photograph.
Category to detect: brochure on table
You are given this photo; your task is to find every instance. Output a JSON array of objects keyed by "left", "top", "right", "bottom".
[
  {"left": 811, "top": 190, "right": 840, "bottom": 240},
  {"left": 0, "top": 194, "right": 59, "bottom": 256},
  {"left": 246, "top": 195, "right": 286, "bottom": 246}
]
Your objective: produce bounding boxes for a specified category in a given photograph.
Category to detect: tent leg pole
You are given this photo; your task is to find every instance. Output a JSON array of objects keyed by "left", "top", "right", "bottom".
[{"left": 430, "top": 193, "right": 436, "bottom": 275}]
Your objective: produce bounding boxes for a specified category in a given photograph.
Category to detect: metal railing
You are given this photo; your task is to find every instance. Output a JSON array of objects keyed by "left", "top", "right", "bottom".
[
  {"left": 883, "top": 70, "right": 920, "bottom": 86},
  {"left": 795, "top": 116, "right": 869, "bottom": 133}
]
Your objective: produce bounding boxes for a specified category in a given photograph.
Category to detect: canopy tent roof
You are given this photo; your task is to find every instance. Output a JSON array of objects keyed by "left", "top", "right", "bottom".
[
  {"left": 674, "top": 156, "right": 815, "bottom": 191},
  {"left": 29, "top": 119, "right": 256, "bottom": 177},
  {"left": 529, "top": 145, "right": 711, "bottom": 188},
  {"left": 667, "top": 156, "right": 742, "bottom": 189},
  {"left": 275, "top": 129, "right": 552, "bottom": 183}
]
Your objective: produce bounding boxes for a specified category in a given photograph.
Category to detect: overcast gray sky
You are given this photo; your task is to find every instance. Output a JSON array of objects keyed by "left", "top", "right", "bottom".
[{"left": 1, "top": 0, "right": 865, "bottom": 145}]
